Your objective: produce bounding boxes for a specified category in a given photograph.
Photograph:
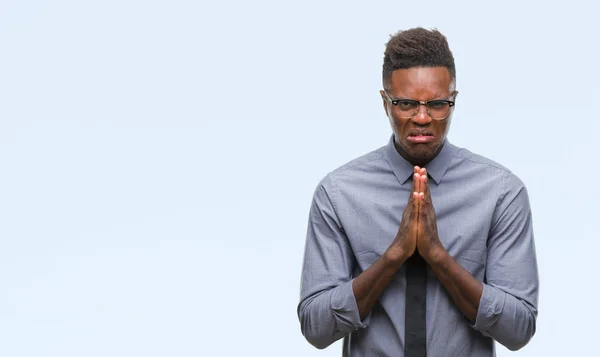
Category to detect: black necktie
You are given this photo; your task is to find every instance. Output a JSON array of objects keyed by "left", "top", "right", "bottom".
[{"left": 405, "top": 253, "right": 427, "bottom": 357}]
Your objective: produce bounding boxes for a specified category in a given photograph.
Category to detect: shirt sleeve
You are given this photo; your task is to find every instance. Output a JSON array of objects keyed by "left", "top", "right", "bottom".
[
  {"left": 471, "top": 171, "right": 540, "bottom": 351},
  {"left": 297, "top": 176, "right": 368, "bottom": 349}
]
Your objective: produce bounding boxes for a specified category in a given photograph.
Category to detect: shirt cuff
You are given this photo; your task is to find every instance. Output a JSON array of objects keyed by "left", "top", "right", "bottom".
[
  {"left": 471, "top": 283, "right": 506, "bottom": 335},
  {"left": 330, "top": 279, "right": 370, "bottom": 330}
]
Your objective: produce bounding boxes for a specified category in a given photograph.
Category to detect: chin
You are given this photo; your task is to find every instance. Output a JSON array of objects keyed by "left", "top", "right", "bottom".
[
  {"left": 400, "top": 141, "right": 441, "bottom": 163},
  {"left": 408, "top": 147, "right": 436, "bottom": 161}
]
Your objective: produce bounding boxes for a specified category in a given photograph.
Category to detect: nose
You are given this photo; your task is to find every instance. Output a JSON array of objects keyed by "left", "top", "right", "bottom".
[{"left": 411, "top": 103, "right": 432, "bottom": 126}]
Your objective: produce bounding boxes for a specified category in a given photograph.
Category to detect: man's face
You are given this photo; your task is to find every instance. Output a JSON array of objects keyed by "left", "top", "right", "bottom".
[{"left": 380, "top": 66, "right": 457, "bottom": 165}]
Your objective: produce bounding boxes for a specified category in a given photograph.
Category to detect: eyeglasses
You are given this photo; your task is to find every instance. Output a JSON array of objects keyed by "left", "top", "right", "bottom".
[{"left": 384, "top": 91, "right": 456, "bottom": 120}]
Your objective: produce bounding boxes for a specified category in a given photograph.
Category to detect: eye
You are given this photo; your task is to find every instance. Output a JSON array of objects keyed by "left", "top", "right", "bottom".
[
  {"left": 427, "top": 101, "right": 449, "bottom": 110},
  {"left": 394, "top": 100, "right": 418, "bottom": 110}
]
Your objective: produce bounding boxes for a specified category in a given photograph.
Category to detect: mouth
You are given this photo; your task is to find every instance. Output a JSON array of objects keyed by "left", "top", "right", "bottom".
[{"left": 406, "top": 132, "right": 435, "bottom": 143}]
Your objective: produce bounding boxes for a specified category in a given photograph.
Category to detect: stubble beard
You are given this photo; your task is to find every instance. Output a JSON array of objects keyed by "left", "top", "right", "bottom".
[{"left": 395, "top": 139, "right": 444, "bottom": 166}]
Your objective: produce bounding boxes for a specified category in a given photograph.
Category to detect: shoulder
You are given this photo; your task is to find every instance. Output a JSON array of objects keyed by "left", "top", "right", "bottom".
[
  {"left": 317, "top": 144, "right": 389, "bottom": 189},
  {"left": 309, "top": 144, "right": 392, "bottom": 212},
  {"left": 449, "top": 144, "right": 527, "bottom": 205},
  {"left": 452, "top": 145, "right": 510, "bottom": 173},
  {"left": 451, "top": 144, "right": 525, "bottom": 187},
  {"left": 330, "top": 145, "right": 388, "bottom": 176}
]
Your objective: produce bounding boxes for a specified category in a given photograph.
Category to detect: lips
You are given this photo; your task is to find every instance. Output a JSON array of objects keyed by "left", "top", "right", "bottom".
[
  {"left": 406, "top": 131, "right": 435, "bottom": 143},
  {"left": 408, "top": 130, "right": 434, "bottom": 137}
]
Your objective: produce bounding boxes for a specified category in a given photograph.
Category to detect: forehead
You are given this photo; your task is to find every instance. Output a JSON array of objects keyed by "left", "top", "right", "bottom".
[{"left": 388, "top": 67, "right": 453, "bottom": 98}]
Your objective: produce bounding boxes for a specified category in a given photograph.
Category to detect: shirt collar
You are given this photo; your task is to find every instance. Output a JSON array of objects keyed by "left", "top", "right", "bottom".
[{"left": 383, "top": 134, "right": 456, "bottom": 185}]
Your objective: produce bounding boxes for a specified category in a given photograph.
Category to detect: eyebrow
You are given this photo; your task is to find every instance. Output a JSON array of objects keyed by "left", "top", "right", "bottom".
[
  {"left": 385, "top": 90, "right": 454, "bottom": 102},
  {"left": 385, "top": 91, "right": 450, "bottom": 101},
  {"left": 390, "top": 95, "right": 448, "bottom": 101}
]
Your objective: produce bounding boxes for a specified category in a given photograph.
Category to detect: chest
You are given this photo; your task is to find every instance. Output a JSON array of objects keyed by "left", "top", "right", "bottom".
[{"left": 337, "top": 180, "right": 497, "bottom": 276}]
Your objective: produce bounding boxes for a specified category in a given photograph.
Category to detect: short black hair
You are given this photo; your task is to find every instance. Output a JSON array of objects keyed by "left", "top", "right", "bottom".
[{"left": 382, "top": 27, "right": 456, "bottom": 88}]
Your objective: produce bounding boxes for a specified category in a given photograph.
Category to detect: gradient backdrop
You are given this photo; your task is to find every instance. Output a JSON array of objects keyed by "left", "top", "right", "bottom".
[{"left": 1, "top": 1, "right": 598, "bottom": 356}]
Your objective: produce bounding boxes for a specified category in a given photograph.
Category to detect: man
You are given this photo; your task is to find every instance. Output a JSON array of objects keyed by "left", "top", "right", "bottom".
[{"left": 297, "top": 27, "right": 539, "bottom": 357}]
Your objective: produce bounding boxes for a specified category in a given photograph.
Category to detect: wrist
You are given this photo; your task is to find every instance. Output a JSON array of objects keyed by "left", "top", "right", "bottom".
[
  {"left": 382, "top": 248, "right": 411, "bottom": 270},
  {"left": 423, "top": 246, "right": 449, "bottom": 266}
]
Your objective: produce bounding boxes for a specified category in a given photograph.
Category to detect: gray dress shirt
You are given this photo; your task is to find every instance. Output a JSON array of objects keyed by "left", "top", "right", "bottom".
[{"left": 298, "top": 136, "right": 539, "bottom": 357}]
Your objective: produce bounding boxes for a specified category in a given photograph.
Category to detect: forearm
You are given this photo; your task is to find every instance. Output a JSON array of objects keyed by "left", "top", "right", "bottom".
[
  {"left": 472, "top": 284, "right": 537, "bottom": 350},
  {"left": 298, "top": 280, "right": 362, "bottom": 349},
  {"left": 299, "top": 251, "right": 407, "bottom": 348},
  {"left": 299, "top": 179, "right": 363, "bottom": 349},
  {"left": 353, "top": 252, "right": 406, "bottom": 319},
  {"left": 470, "top": 176, "right": 538, "bottom": 350},
  {"left": 427, "top": 250, "right": 482, "bottom": 322},
  {"left": 428, "top": 251, "right": 536, "bottom": 350}
]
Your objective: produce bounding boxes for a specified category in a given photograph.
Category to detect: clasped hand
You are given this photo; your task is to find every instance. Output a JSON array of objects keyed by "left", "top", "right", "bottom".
[{"left": 386, "top": 166, "right": 446, "bottom": 265}]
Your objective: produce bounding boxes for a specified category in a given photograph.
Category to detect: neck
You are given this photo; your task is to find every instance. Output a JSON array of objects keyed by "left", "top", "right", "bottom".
[{"left": 394, "top": 140, "right": 445, "bottom": 167}]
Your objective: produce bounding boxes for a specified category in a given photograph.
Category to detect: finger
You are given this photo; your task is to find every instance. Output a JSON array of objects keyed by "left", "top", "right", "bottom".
[
  {"left": 415, "top": 191, "right": 424, "bottom": 236},
  {"left": 419, "top": 167, "right": 426, "bottom": 192},
  {"left": 412, "top": 191, "right": 420, "bottom": 236},
  {"left": 415, "top": 174, "right": 423, "bottom": 216},
  {"left": 412, "top": 192, "right": 419, "bottom": 219},
  {"left": 422, "top": 173, "right": 431, "bottom": 203},
  {"left": 414, "top": 166, "right": 421, "bottom": 191},
  {"left": 418, "top": 192, "right": 426, "bottom": 220},
  {"left": 412, "top": 166, "right": 419, "bottom": 183},
  {"left": 410, "top": 171, "right": 418, "bottom": 202},
  {"left": 420, "top": 176, "right": 437, "bottom": 218},
  {"left": 410, "top": 203, "right": 419, "bottom": 235}
]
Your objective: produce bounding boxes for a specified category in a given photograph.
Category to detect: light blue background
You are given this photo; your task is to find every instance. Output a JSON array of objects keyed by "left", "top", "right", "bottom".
[{"left": 1, "top": 1, "right": 598, "bottom": 356}]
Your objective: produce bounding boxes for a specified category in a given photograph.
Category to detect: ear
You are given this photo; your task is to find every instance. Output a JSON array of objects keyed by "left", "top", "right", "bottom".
[{"left": 379, "top": 90, "right": 389, "bottom": 113}]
